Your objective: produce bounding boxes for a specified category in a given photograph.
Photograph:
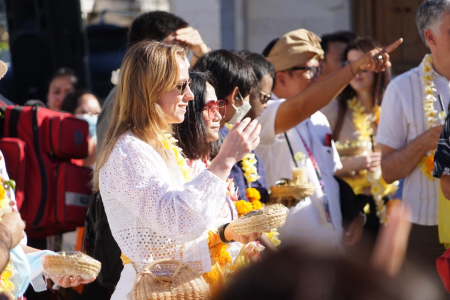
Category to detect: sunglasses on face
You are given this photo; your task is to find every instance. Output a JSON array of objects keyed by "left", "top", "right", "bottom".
[
  {"left": 289, "top": 66, "right": 321, "bottom": 78},
  {"left": 175, "top": 79, "right": 192, "bottom": 95},
  {"left": 259, "top": 90, "right": 271, "bottom": 104},
  {"left": 203, "top": 100, "right": 226, "bottom": 120}
]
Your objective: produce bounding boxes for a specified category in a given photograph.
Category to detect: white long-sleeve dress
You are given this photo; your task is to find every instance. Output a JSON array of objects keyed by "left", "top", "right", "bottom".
[{"left": 100, "top": 132, "right": 229, "bottom": 298}]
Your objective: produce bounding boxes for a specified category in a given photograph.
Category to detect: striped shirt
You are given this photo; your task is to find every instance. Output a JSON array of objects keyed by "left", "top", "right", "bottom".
[{"left": 376, "top": 59, "right": 450, "bottom": 225}]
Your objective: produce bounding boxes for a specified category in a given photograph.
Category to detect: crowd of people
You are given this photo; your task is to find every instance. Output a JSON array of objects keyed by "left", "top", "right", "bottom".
[{"left": 1, "top": 0, "right": 450, "bottom": 299}]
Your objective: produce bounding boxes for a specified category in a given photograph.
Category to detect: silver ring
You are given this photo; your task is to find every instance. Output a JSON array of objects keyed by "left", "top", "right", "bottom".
[{"left": 377, "top": 55, "right": 383, "bottom": 60}]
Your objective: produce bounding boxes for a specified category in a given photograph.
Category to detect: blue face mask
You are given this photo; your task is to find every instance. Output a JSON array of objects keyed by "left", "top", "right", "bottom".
[
  {"left": 9, "top": 245, "right": 30, "bottom": 298},
  {"left": 8, "top": 246, "right": 54, "bottom": 298},
  {"left": 76, "top": 114, "right": 98, "bottom": 138}
]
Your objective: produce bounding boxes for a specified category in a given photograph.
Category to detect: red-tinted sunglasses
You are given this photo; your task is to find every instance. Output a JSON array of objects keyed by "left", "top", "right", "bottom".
[{"left": 203, "top": 100, "right": 226, "bottom": 120}]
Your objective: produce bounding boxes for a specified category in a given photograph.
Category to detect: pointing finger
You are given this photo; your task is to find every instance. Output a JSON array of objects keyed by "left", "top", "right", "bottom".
[{"left": 384, "top": 38, "right": 403, "bottom": 54}]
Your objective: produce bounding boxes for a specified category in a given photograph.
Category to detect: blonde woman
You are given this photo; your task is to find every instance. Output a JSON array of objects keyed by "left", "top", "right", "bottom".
[{"left": 94, "top": 41, "right": 261, "bottom": 298}]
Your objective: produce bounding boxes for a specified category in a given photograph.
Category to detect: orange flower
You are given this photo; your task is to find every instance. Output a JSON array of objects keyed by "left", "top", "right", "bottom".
[
  {"left": 235, "top": 200, "right": 253, "bottom": 217},
  {"left": 212, "top": 243, "right": 232, "bottom": 267},
  {"left": 202, "top": 268, "right": 218, "bottom": 284},
  {"left": 251, "top": 200, "right": 262, "bottom": 210},
  {"left": 207, "top": 230, "right": 221, "bottom": 249},
  {"left": 425, "top": 154, "right": 434, "bottom": 174},
  {"left": 246, "top": 188, "right": 261, "bottom": 202}
]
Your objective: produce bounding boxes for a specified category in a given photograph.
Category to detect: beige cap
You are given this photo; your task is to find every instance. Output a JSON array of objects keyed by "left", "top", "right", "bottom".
[{"left": 266, "top": 29, "right": 324, "bottom": 72}]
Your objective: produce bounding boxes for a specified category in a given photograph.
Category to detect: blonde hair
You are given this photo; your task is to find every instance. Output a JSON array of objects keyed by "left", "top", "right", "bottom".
[{"left": 93, "top": 40, "right": 185, "bottom": 190}]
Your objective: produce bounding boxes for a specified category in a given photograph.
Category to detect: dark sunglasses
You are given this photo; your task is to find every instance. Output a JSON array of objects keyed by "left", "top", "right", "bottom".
[
  {"left": 203, "top": 100, "right": 226, "bottom": 120},
  {"left": 259, "top": 90, "right": 271, "bottom": 104},
  {"left": 175, "top": 79, "right": 192, "bottom": 95},
  {"left": 289, "top": 66, "right": 321, "bottom": 78}
]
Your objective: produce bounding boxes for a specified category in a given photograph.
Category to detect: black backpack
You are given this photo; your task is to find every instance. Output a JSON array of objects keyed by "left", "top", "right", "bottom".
[{"left": 82, "top": 191, "right": 123, "bottom": 288}]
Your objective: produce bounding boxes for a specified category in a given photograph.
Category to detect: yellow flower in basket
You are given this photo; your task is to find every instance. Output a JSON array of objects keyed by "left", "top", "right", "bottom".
[
  {"left": 245, "top": 188, "right": 261, "bottom": 202},
  {"left": 235, "top": 200, "right": 253, "bottom": 217},
  {"left": 251, "top": 200, "right": 262, "bottom": 210}
]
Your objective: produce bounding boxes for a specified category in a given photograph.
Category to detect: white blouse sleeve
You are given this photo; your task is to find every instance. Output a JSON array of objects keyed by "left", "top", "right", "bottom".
[{"left": 99, "top": 134, "right": 228, "bottom": 245}]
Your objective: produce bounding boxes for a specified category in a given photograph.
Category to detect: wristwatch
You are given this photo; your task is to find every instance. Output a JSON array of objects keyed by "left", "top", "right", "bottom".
[{"left": 218, "top": 223, "right": 234, "bottom": 244}]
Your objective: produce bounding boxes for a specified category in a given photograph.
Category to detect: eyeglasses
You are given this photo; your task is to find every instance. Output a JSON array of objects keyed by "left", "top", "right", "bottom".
[
  {"left": 203, "top": 100, "right": 226, "bottom": 120},
  {"left": 175, "top": 79, "right": 192, "bottom": 95},
  {"left": 259, "top": 90, "right": 271, "bottom": 104},
  {"left": 289, "top": 66, "right": 321, "bottom": 78}
]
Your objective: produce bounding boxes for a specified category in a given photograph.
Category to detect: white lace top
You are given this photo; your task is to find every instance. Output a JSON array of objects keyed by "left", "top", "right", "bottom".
[{"left": 99, "top": 132, "right": 228, "bottom": 272}]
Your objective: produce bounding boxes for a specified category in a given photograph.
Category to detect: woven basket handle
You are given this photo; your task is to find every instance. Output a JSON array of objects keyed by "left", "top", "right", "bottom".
[{"left": 140, "top": 259, "right": 185, "bottom": 280}]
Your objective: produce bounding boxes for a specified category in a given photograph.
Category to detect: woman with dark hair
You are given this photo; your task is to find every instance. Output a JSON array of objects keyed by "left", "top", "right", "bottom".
[
  {"left": 321, "top": 37, "right": 396, "bottom": 233},
  {"left": 174, "top": 69, "right": 238, "bottom": 244},
  {"left": 61, "top": 90, "right": 101, "bottom": 168},
  {"left": 46, "top": 67, "right": 79, "bottom": 110},
  {"left": 174, "top": 72, "right": 222, "bottom": 162},
  {"left": 193, "top": 50, "right": 257, "bottom": 129},
  {"left": 193, "top": 50, "right": 264, "bottom": 202}
]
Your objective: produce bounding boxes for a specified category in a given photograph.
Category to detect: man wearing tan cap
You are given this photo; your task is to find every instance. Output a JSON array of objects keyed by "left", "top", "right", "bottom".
[{"left": 255, "top": 28, "right": 402, "bottom": 252}]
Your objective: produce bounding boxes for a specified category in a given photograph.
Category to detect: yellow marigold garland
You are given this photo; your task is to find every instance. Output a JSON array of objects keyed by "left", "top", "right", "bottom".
[
  {"left": 225, "top": 123, "right": 261, "bottom": 198},
  {"left": 211, "top": 243, "right": 232, "bottom": 267},
  {"left": 202, "top": 242, "right": 232, "bottom": 285},
  {"left": 201, "top": 268, "right": 218, "bottom": 285},
  {"left": 241, "top": 153, "right": 260, "bottom": 184},
  {"left": 418, "top": 54, "right": 441, "bottom": 181},
  {"left": 347, "top": 98, "right": 389, "bottom": 224},
  {"left": 347, "top": 97, "right": 374, "bottom": 142},
  {"left": 161, "top": 132, "right": 192, "bottom": 181}
]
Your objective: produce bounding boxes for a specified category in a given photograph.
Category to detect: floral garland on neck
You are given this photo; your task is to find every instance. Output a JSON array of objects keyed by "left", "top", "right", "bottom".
[
  {"left": 346, "top": 97, "right": 388, "bottom": 224},
  {"left": 161, "top": 132, "right": 192, "bottom": 182},
  {"left": 347, "top": 97, "right": 374, "bottom": 142},
  {"left": 418, "top": 54, "right": 440, "bottom": 181}
]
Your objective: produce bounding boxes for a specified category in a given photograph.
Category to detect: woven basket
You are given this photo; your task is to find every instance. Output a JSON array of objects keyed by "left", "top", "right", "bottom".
[
  {"left": 270, "top": 183, "right": 315, "bottom": 201},
  {"left": 42, "top": 251, "right": 101, "bottom": 279},
  {"left": 337, "top": 146, "right": 367, "bottom": 157},
  {"left": 130, "top": 259, "right": 210, "bottom": 300},
  {"left": 230, "top": 204, "right": 289, "bottom": 235}
]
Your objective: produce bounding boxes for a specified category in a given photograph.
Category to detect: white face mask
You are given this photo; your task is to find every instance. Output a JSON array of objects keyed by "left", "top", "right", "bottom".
[{"left": 228, "top": 90, "right": 252, "bottom": 124}]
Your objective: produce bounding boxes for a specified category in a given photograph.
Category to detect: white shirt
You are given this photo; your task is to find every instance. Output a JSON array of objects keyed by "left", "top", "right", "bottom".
[
  {"left": 256, "top": 98, "right": 344, "bottom": 252},
  {"left": 100, "top": 132, "right": 228, "bottom": 273},
  {"left": 376, "top": 59, "right": 450, "bottom": 226}
]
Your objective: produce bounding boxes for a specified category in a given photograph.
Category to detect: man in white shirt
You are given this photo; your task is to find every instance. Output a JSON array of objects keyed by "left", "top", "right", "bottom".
[
  {"left": 255, "top": 29, "right": 401, "bottom": 252},
  {"left": 377, "top": 0, "right": 450, "bottom": 282}
]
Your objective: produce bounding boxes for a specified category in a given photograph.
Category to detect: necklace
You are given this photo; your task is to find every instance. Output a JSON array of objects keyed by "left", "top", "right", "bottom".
[
  {"left": 347, "top": 97, "right": 388, "bottom": 224},
  {"left": 418, "top": 54, "right": 438, "bottom": 181},
  {"left": 161, "top": 132, "right": 192, "bottom": 182}
]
